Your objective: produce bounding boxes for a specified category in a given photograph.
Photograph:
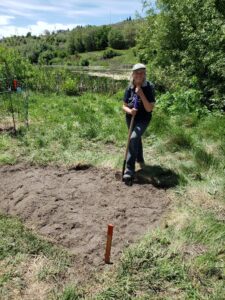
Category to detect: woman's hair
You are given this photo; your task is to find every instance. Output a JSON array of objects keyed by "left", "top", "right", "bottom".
[{"left": 129, "top": 70, "right": 147, "bottom": 88}]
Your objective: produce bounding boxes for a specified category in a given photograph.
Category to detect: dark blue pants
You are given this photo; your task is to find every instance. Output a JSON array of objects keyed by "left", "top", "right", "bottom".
[{"left": 125, "top": 118, "right": 150, "bottom": 176}]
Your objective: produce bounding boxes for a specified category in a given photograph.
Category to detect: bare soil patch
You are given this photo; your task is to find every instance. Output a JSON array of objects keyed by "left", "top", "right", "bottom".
[{"left": 0, "top": 164, "right": 170, "bottom": 281}]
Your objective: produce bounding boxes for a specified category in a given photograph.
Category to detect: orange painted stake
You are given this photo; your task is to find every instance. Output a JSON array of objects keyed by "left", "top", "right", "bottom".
[
  {"left": 13, "top": 79, "right": 18, "bottom": 91},
  {"left": 104, "top": 224, "right": 114, "bottom": 264}
]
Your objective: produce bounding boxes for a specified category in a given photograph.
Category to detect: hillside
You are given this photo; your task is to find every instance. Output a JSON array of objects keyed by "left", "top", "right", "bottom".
[{"left": 0, "top": 19, "right": 138, "bottom": 67}]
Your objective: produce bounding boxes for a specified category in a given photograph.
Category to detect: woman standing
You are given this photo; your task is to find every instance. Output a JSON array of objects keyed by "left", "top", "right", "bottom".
[{"left": 123, "top": 63, "right": 155, "bottom": 182}]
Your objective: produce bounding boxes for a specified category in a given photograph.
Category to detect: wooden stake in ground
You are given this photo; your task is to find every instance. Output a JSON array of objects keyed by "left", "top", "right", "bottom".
[{"left": 105, "top": 224, "right": 114, "bottom": 264}]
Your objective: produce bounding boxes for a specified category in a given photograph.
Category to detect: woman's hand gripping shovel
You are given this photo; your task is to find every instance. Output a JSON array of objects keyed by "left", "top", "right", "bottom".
[{"left": 122, "top": 94, "right": 139, "bottom": 186}]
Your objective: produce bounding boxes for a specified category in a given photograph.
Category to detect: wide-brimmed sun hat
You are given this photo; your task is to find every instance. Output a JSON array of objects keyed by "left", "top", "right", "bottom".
[{"left": 132, "top": 63, "right": 146, "bottom": 72}]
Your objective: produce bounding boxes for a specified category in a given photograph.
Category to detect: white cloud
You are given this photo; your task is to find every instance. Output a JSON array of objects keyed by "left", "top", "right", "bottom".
[
  {"left": 0, "top": 0, "right": 143, "bottom": 37},
  {"left": 0, "top": 21, "right": 79, "bottom": 38},
  {"left": 0, "top": 15, "right": 15, "bottom": 25},
  {"left": 0, "top": 0, "right": 60, "bottom": 13},
  {"left": 0, "top": 0, "right": 142, "bottom": 20}
]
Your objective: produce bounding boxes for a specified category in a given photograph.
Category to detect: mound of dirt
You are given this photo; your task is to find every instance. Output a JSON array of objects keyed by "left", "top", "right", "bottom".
[{"left": 0, "top": 164, "right": 170, "bottom": 281}]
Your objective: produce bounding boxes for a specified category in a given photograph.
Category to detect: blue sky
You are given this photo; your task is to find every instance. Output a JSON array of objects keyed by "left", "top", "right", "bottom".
[{"left": 0, "top": 0, "right": 144, "bottom": 37}]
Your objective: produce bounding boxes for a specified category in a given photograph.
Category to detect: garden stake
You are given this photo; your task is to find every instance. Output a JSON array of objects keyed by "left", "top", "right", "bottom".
[{"left": 105, "top": 224, "right": 114, "bottom": 264}]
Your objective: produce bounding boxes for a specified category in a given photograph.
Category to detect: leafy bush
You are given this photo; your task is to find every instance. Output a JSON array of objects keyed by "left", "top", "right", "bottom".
[
  {"left": 0, "top": 46, "right": 33, "bottom": 82},
  {"left": 157, "top": 88, "right": 209, "bottom": 116},
  {"left": 102, "top": 48, "right": 119, "bottom": 59},
  {"left": 108, "top": 29, "right": 126, "bottom": 49},
  {"left": 62, "top": 79, "right": 79, "bottom": 96},
  {"left": 137, "top": 0, "right": 225, "bottom": 109},
  {"left": 68, "top": 25, "right": 111, "bottom": 54},
  {"left": 80, "top": 59, "right": 89, "bottom": 67},
  {"left": 38, "top": 50, "right": 55, "bottom": 65}
]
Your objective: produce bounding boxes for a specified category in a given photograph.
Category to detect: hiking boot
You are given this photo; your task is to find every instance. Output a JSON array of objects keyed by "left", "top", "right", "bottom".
[
  {"left": 123, "top": 173, "right": 132, "bottom": 180},
  {"left": 123, "top": 171, "right": 134, "bottom": 186}
]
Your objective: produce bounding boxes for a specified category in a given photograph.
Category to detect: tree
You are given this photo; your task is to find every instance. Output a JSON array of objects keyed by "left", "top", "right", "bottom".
[
  {"left": 38, "top": 50, "right": 55, "bottom": 65},
  {"left": 0, "top": 46, "right": 33, "bottom": 80},
  {"left": 44, "top": 29, "right": 50, "bottom": 36},
  {"left": 108, "top": 28, "right": 126, "bottom": 49},
  {"left": 136, "top": 0, "right": 225, "bottom": 108},
  {"left": 67, "top": 27, "right": 85, "bottom": 54},
  {"left": 82, "top": 25, "right": 110, "bottom": 52},
  {"left": 123, "top": 22, "right": 137, "bottom": 48},
  {"left": 82, "top": 26, "right": 97, "bottom": 51}
]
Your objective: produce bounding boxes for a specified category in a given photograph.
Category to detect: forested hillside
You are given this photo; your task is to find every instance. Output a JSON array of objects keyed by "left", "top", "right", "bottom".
[{"left": 0, "top": 19, "right": 137, "bottom": 66}]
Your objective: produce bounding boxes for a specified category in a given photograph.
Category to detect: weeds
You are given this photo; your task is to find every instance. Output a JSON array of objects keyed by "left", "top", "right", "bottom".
[
  {"left": 0, "top": 91, "right": 224, "bottom": 299},
  {"left": 194, "top": 147, "right": 217, "bottom": 170},
  {"left": 94, "top": 209, "right": 225, "bottom": 299},
  {"left": 164, "top": 129, "right": 193, "bottom": 152}
]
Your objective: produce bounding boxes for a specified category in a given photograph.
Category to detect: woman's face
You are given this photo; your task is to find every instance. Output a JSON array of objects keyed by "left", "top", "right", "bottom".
[{"left": 133, "top": 69, "right": 146, "bottom": 86}]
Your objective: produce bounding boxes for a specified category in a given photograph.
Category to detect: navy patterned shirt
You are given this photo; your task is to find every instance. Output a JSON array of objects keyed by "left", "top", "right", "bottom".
[{"left": 123, "top": 81, "right": 155, "bottom": 121}]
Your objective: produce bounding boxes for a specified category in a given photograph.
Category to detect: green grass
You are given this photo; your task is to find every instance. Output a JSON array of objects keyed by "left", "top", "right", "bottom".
[
  {"left": 0, "top": 91, "right": 224, "bottom": 299},
  {"left": 0, "top": 92, "right": 127, "bottom": 166},
  {"left": 73, "top": 48, "right": 136, "bottom": 67},
  {"left": 56, "top": 286, "right": 84, "bottom": 300},
  {"left": 0, "top": 214, "right": 74, "bottom": 299},
  {"left": 51, "top": 48, "right": 136, "bottom": 68},
  {"left": 93, "top": 208, "right": 225, "bottom": 300}
]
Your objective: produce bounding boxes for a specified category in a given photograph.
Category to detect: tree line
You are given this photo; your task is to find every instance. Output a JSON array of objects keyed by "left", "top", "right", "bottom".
[{"left": 0, "top": 20, "right": 137, "bottom": 65}]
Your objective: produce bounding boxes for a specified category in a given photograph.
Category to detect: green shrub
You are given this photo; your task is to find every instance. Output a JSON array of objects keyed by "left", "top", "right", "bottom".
[
  {"left": 38, "top": 50, "right": 55, "bottom": 65},
  {"left": 137, "top": 0, "right": 225, "bottom": 109},
  {"left": 108, "top": 29, "right": 126, "bottom": 49},
  {"left": 50, "top": 57, "right": 63, "bottom": 65},
  {"left": 102, "top": 48, "right": 119, "bottom": 59},
  {"left": 58, "top": 285, "right": 82, "bottom": 300},
  {"left": 0, "top": 46, "right": 33, "bottom": 82},
  {"left": 80, "top": 59, "right": 89, "bottom": 67},
  {"left": 157, "top": 88, "right": 208, "bottom": 115},
  {"left": 62, "top": 79, "right": 79, "bottom": 96}
]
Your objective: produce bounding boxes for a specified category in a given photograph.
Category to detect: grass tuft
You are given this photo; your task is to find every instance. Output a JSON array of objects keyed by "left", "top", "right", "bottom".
[
  {"left": 194, "top": 147, "right": 217, "bottom": 170},
  {"left": 56, "top": 285, "right": 83, "bottom": 300},
  {"left": 165, "top": 130, "right": 193, "bottom": 152}
]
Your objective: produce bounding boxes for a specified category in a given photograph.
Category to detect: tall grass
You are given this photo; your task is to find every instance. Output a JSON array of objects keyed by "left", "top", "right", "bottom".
[
  {"left": 0, "top": 92, "right": 127, "bottom": 166},
  {"left": 27, "top": 67, "right": 127, "bottom": 95},
  {"left": 0, "top": 91, "right": 224, "bottom": 299},
  {"left": 94, "top": 209, "right": 225, "bottom": 299}
]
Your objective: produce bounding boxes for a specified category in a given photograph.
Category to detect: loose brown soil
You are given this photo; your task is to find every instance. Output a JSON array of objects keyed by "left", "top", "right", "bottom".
[{"left": 0, "top": 164, "right": 170, "bottom": 280}]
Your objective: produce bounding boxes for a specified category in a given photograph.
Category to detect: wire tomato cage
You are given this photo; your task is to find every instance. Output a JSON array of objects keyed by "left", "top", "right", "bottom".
[{"left": 0, "top": 76, "right": 29, "bottom": 134}]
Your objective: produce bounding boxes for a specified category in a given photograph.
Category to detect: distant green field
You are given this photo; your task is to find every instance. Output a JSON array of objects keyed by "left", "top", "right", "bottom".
[
  {"left": 80, "top": 48, "right": 136, "bottom": 67},
  {"left": 55, "top": 48, "right": 137, "bottom": 68}
]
